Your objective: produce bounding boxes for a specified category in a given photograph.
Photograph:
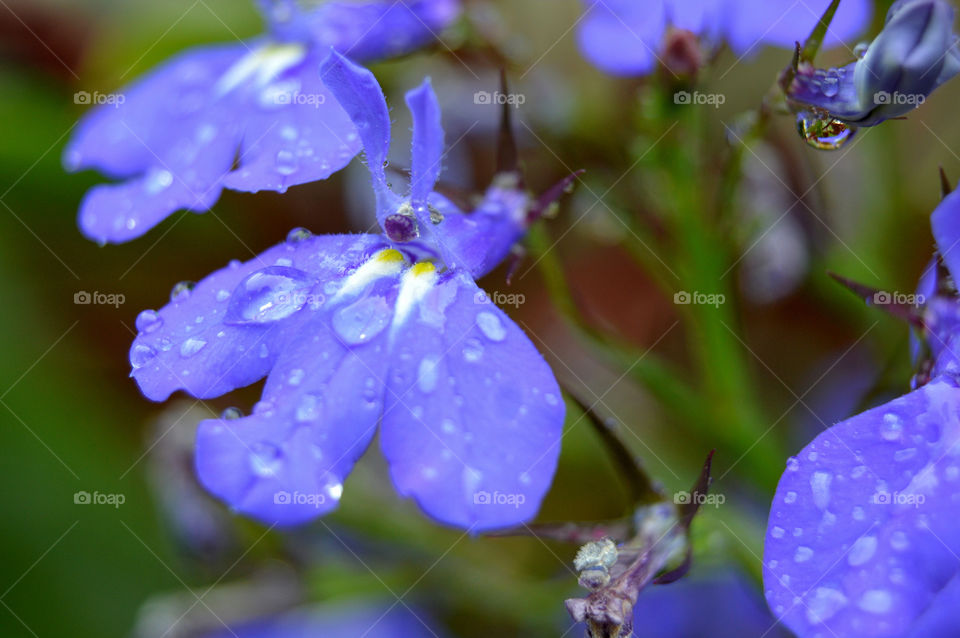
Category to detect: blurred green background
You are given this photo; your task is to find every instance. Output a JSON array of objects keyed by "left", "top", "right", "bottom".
[{"left": 1, "top": 0, "right": 958, "bottom": 636}]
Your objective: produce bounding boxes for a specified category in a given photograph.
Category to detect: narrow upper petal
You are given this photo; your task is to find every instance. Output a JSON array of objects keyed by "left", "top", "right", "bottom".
[
  {"left": 130, "top": 233, "right": 384, "bottom": 402},
  {"left": 576, "top": 0, "right": 667, "bottom": 76},
  {"left": 406, "top": 78, "right": 445, "bottom": 208},
  {"left": 320, "top": 50, "right": 398, "bottom": 223},
  {"left": 379, "top": 271, "right": 564, "bottom": 531},
  {"left": 764, "top": 377, "right": 960, "bottom": 637}
]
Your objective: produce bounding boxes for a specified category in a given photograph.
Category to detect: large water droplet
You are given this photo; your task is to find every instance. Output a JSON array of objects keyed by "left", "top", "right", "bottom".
[
  {"left": 880, "top": 413, "right": 903, "bottom": 441},
  {"left": 135, "top": 309, "right": 163, "bottom": 334},
  {"left": 224, "top": 266, "right": 315, "bottom": 325},
  {"left": 180, "top": 337, "right": 207, "bottom": 358},
  {"left": 796, "top": 111, "right": 856, "bottom": 150},
  {"left": 170, "top": 281, "right": 195, "bottom": 302},
  {"left": 130, "top": 344, "right": 157, "bottom": 369},
  {"left": 476, "top": 311, "right": 506, "bottom": 342},
  {"left": 331, "top": 296, "right": 391, "bottom": 345},
  {"left": 249, "top": 442, "right": 283, "bottom": 477}
]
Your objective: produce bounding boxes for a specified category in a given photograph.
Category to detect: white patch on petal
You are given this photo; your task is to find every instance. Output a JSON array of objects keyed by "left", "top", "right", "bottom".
[
  {"left": 393, "top": 262, "right": 438, "bottom": 330},
  {"left": 333, "top": 248, "right": 407, "bottom": 301},
  {"left": 216, "top": 42, "right": 306, "bottom": 96}
]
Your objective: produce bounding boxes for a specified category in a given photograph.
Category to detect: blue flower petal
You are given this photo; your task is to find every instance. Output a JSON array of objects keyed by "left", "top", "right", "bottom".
[
  {"left": 130, "top": 233, "right": 383, "bottom": 402},
  {"left": 931, "top": 186, "right": 960, "bottom": 280},
  {"left": 576, "top": 0, "right": 667, "bottom": 76},
  {"left": 764, "top": 376, "right": 960, "bottom": 637},
  {"left": 427, "top": 185, "right": 529, "bottom": 279},
  {"left": 64, "top": 43, "right": 247, "bottom": 179},
  {"left": 220, "top": 49, "right": 362, "bottom": 193},
  {"left": 320, "top": 50, "right": 398, "bottom": 224},
  {"left": 406, "top": 79, "right": 444, "bottom": 208},
  {"left": 261, "top": 0, "right": 460, "bottom": 63},
  {"left": 725, "top": 0, "right": 871, "bottom": 55},
  {"left": 379, "top": 271, "right": 564, "bottom": 531},
  {"left": 195, "top": 290, "right": 395, "bottom": 526}
]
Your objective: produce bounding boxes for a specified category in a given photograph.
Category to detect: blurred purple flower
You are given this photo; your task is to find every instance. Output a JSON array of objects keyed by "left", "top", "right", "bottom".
[
  {"left": 763, "top": 186, "right": 960, "bottom": 638},
  {"left": 787, "top": 0, "right": 960, "bottom": 126},
  {"left": 576, "top": 0, "right": 872, "bottom": 76},
  {"left": 129, "top": 52, "right": 564, "bottom": 531},
  {"left": 203, "top": 601, "right": 444, "bottom": 638},
  {"left": 630, "top": 569, "right": 791, "bottom": 638},
  {"left": 64, "top": 0, "right": 459, "bottom": 244}
]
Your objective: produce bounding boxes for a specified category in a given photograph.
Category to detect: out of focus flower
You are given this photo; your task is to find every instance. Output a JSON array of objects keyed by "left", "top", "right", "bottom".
[
  {"left": 577, "top": 0, "right": 871, "bottom": 76},
  {"left": 787, "top": 0, "right": 960, "bottom": 127},
  {"left": 64, "top": 0, "right": 459, "bottom": 244},
  {"left": 202, "top": 602, "right": 444, "bottom": 638},
  {"left": 763, "top": 185, "right": 960, "bottom": 638},
  {"left": 129, "top": 52, "right": 566, "bottom": 531},
  {"left": 630, "top": 569, "right": 791, "bottom": 638}
]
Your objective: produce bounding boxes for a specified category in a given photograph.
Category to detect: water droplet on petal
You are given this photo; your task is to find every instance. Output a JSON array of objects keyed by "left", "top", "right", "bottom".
[
  {"left": 796, "top": 111, "right": 856, "bottom": 150},
  {"left": 822, "top": 69, "right": 840, "bottom": 97},
  {"left": 331, "top": 296, "right": 391, "bottom": 345},
  {"left": 786, "top": 456, "right": 800, "bottom": 471},
  {"left": 276, "top": 149, "right": 298, "bottom": 176},
  {"left": 130, "top": 343, "right": 157, "bottom": 369},
  {"left": 476, "top": 311, "right": 506, "bottom": 342},
  {"left": 418, "top": 356, "right": 440, "bottom": 393},
  {"left": 144, "top": 168, "right": 173, "bottom": 195},
  {"left": 249, "top": 442, "right": 282, "bottom": 477},
  {"left": 287, "top": 368, "right": 305, "bottom": 386},
  {"left": 286, "top": 227, "right": 312, "bottom": 243},
  {"left": 135, "top": 309, "right": 163, "bottom": 334},
  {"left": 180, "top": 337, "right": 207, "bottom": 358},
  {"left": 462, "top": 338, "right": 484, "bottom": 363},
  {"left": 794, "top": 546, "right": 814, "bottom": 562},
  {"left": 295, "top": 394, "right": 322, "bottom": 422},
  {"left": 881, "top": 413, "right": 903, "bottom": 441},
  {"left": 170, "top": 281, "right": 195, "bottom": 302},
  {"left": 220, "top": 406, "right": 244, "bottom": 420},
  {"left": 224, "top": 266, "right": 315, "bottom": 325}
]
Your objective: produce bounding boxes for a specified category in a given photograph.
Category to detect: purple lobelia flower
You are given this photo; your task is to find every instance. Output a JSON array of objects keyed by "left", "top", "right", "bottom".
[
  {"left": 63, "top": 0, "right": 459, "bottom": 244},
  {"left": 576, "top": 0, "right": 871, "bottom": 77},
  {"left": 763, "top": 186, "right": 960, "bottom": 638},
  {"left": 129, "top": 51, "right": 566, "bottom": 531},
  {"left": 786, "top": 0, "right": 960, "bottom": 128}
]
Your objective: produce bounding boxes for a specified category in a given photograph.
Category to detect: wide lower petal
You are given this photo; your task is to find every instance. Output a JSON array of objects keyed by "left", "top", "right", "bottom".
[
  {"left": 764, "top": 377, "right": 960, "bottom": 637},
  {"left": 380, "top": 271, "right": 564, "bottom": 531},
  {"left": 130, "top": 233, "right": 384, "bottom": 401},
  {"left": 195, "top": 307, "right": 393, "bottom": 526}
]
